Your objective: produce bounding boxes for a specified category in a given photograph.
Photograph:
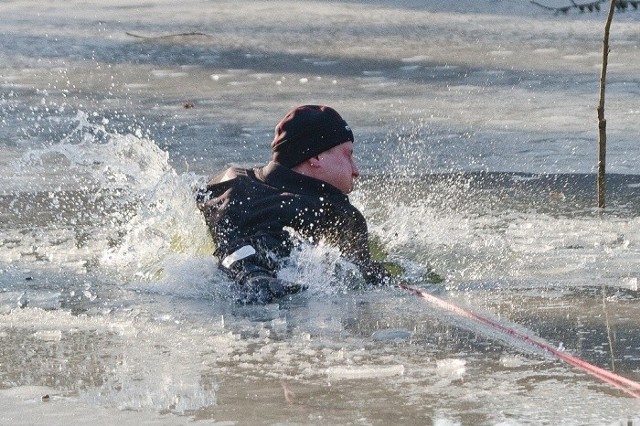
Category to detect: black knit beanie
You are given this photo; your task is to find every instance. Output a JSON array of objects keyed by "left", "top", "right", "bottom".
[{"left": 271, "top": 105, "right": 354, "bottom": 168}]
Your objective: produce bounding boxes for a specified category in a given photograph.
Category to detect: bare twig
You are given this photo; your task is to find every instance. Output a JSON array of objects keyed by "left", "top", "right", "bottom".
[
  {"left": 529, "top": 0, "right": 639, "bottom": 14},
  {"left": 530, "top": 0, "right": 574, "bottom": 14},
  {"left": 597, "top": 0, "right": 617, "bottom": 208},
  {"left": 280, "top": 382, "right": 296, "bottom": 404},
  {"left": 125, "top": 31, "right": 212, "bottom": 40}
]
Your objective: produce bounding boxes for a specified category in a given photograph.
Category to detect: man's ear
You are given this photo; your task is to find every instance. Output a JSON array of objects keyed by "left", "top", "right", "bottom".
[{"left": 307, "top": 156, "right": 322, "bottom": 167}]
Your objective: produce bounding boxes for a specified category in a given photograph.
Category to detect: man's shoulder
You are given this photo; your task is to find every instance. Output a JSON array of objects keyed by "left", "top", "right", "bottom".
[{"left": 204, "top": 165, "right": 284, "bottom": 200}]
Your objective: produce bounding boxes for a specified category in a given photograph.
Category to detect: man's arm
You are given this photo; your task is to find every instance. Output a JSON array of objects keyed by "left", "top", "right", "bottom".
[{"left": 313, "top": 202, "right": 393, "bottom": 286}]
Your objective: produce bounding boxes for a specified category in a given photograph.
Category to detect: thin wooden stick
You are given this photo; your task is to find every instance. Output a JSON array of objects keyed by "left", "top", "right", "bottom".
[
  {"left": 597, "top": 0, "right": 617, "bottom": 208},
  {"left": 125, "top": 32, "right": 212, "bottom": 40}
]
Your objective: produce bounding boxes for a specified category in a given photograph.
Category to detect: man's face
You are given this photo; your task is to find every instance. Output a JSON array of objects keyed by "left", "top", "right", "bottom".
[{"left": 313, "top": 141, "right": 360, "bottom": 194}]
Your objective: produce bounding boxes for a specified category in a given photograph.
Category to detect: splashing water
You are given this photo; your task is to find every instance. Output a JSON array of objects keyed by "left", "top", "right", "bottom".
[
  {"left": 277, "top": 238, "right": 362, "bottom": 295},
  {"left": 3, "top": 111, "right": 216, "bottom": 294}
]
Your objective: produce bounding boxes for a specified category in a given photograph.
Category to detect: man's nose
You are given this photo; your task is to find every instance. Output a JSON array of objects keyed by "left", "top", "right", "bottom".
[{"left": 352, "top": 161, "right": 360, "bottom": 177}]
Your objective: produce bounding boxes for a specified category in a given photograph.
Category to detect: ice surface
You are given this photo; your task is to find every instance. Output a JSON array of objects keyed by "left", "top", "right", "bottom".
[
  {"left": 2, "top": 0, "right": 640, "bottom": 424},
  {"left": 326, "top": 364, "right": 405, "bottom": 380}
]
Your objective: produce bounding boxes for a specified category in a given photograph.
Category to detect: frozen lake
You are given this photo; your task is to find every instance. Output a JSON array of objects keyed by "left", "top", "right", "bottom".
[{"left": 1, "top": 0, "right": 640, "bottom": 424}]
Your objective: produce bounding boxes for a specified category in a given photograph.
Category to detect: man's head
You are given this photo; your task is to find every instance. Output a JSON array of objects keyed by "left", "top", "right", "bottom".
[
  {"left": 271, "top": 105, "right": 359, "bottom": 194},
  {"left": 271, "top": 105, "right": 354, "bottom": 168}
]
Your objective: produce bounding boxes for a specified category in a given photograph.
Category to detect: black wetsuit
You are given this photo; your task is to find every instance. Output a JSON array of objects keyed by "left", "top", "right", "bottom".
[{"left": 197, "top": 161, "right": 388, "bottom": 302}]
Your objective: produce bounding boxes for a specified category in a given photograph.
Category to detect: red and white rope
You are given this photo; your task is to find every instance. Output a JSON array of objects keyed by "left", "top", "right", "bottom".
[{"left": 398, "top": 283, "right": 640, "bottom": 398}]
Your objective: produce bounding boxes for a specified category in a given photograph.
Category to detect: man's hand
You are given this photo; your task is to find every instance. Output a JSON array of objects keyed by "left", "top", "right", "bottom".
[{"left": 234, "top": 273, "right": 303, "bottom": 305}]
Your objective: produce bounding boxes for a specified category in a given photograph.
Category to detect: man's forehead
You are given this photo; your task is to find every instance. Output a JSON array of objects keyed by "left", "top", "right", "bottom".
[{"left": 322, "top": 140, "right": 354, "bottom": 157}]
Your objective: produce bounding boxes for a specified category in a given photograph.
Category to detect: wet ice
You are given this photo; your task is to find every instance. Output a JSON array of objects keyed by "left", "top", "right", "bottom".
[{"left": 2, "top": 0, "right": 640, "bottom": 424}]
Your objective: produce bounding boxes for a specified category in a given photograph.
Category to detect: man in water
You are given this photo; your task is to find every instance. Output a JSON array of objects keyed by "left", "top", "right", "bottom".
[{"left": 197, "top": 105, "right": 390, "bottom": 304}]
